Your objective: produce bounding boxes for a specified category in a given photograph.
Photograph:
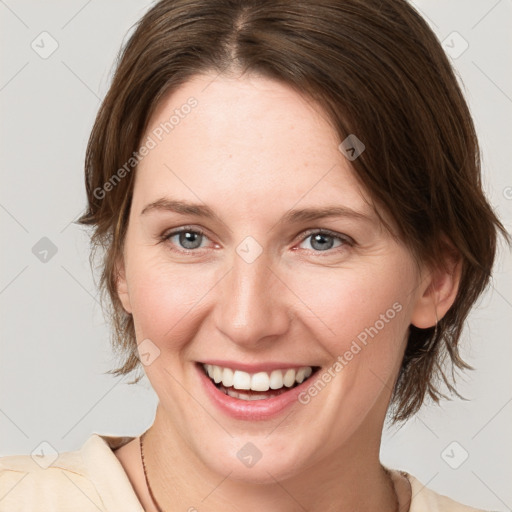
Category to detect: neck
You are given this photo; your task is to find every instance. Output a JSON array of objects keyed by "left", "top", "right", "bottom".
[{"left": 141, "top": 406, "right": 399, "bottom": 512}]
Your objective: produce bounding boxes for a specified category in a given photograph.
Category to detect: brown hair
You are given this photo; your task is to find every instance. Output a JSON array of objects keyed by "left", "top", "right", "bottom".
[{"left": 78, "top": 0, "right": 509, "bottom": 422}]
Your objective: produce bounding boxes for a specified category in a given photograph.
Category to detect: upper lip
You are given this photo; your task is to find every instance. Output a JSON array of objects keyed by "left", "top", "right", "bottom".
[{"left": 199, "top": 360, "right": 319, "bottom": 373}]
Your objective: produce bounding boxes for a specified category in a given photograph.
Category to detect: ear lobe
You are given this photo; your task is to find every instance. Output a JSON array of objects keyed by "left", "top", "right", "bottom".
[
  {"left": 411, "top": 244, "right": 462, "bottom": 329},
  {"left": 115, "top": 256, "right": 132, "bottom": 314}
]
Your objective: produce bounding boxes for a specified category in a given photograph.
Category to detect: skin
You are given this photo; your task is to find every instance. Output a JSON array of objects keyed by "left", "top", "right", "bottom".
[{"left": 113, "top": 71, "right": 461, "bottom": 512}]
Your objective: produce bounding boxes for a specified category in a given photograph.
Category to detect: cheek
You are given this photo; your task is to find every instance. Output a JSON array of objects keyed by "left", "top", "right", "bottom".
[
  {"left": 288, "top": 261, "right": 413, "bottom": 363},
  {"left": 289, "top": 263, "right": 415, "bottom": 429},
  {"left": 126, "top": 255, "right": 214, "bottom": 344}
]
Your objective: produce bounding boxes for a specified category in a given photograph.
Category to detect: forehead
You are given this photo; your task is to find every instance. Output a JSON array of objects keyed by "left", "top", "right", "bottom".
[{"left": 134, "top": 72, "right": 376, "bottom": 221}]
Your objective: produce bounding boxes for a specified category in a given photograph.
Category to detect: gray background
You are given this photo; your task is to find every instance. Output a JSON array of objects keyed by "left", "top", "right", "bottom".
[{"left": 0, "top": 0, "right": 511, "bottom": 509}]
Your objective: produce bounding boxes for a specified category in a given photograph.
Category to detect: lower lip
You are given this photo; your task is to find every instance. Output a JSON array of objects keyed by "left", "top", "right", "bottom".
[{"left": 196, "top": 363, "right": 316, "bottom": 421}]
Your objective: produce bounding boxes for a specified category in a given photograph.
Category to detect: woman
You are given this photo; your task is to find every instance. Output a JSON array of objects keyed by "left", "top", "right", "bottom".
[{"left": 0, "top": 0, "right": 508, "bottom": 510}]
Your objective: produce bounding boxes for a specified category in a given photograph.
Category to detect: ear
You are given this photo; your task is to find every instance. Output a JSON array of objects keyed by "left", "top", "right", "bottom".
[
  {"left": 410, "top": 241, "right": 462, "bottom": 329},
  {"left": 115, "top": 255, "right": 132, "bottom": 315}
]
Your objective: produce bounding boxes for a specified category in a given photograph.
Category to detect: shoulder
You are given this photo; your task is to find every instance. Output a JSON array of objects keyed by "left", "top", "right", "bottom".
[
  {"left": 0, "top": 446, "right": 101, "bottom": 511},
  {"left": 0, "top": 433, "right": 143, "bottom": 512},
  {"left": 405, "top": 472, "right": 495, "bottom": 512}
]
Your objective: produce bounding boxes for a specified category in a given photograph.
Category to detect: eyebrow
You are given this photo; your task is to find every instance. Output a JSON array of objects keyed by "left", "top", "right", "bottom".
[
  {"left": 140, "top": 198, "right": 373, "bottom": 225},
  {"left": 141, "top": 198, "right": 216, "bottom": 218}
]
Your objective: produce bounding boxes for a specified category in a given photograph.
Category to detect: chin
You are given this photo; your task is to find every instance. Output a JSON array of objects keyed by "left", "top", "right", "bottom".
[{"left": 190, "top": 431, "right": 317, "bottom": 484}]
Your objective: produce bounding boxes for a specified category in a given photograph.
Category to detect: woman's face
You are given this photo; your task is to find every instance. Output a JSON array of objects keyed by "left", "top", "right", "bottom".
[{"left": 117, "top": 72, "right": 430, "bottom": 482}]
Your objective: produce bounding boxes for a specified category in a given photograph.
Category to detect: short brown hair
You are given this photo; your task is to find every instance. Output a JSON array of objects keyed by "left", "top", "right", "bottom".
[{"left": 78, "top": 0, "right": 509, "bottom": 422}]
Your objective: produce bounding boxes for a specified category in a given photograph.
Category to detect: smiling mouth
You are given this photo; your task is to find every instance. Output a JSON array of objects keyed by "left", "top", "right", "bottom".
[{"left": 201, "top": 363, "right": 320, "bottom": 401}]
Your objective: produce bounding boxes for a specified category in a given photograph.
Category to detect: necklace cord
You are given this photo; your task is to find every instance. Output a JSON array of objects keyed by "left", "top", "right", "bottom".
[{"left": 140, "top": 430, "right": 166, "bottom": 512}]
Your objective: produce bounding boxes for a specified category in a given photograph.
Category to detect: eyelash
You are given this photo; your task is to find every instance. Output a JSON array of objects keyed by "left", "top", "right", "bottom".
[{"left": 159, "top": 225, "right": 355, "bottom": 256}]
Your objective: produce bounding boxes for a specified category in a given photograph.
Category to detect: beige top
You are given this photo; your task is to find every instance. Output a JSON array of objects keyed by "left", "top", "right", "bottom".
[{"left": 0, "top": 433, "right": 488, "bottom": 511}]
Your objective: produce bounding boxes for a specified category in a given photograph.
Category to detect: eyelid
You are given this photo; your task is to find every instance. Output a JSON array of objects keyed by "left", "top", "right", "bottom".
[
  {"left": 298, "top": 235, "right": 353, "bottom": 258},
  {"left": 160, "top": 225, "right": 354, "bottom": 253},
  {"left": 295, "top": 228, "right": 354, "bottom": 248}
]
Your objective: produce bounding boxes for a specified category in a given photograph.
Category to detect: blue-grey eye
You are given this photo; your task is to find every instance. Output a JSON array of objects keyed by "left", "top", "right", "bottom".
[
  {"left": 167, "top": 230, "right": 206, "bottom": 250},
  {"left": 300, "top": 232, "right": 344, "bottom": 251}
]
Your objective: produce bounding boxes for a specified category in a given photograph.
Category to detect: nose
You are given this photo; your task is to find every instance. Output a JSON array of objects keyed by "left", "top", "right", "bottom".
[{"left": 213, "top": 249, "right": 291, "bottom": 348}]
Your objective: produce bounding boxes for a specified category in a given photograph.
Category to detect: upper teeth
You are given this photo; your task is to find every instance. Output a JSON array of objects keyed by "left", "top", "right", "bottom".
[{"left": 203, "top": 364, "right": 313, "bottom": 391}]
